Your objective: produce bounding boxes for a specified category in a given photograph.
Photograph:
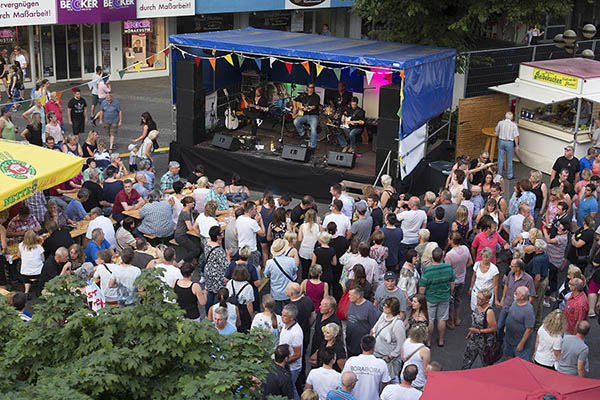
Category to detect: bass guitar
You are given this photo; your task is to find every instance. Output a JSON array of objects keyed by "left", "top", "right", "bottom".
[{"left": 223, "top": 88, "right": 239, "bottom": 130}]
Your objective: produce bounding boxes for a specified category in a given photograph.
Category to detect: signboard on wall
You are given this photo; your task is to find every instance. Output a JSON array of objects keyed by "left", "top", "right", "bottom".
[
  {"left": 57, "top": 0, "right": 136, "bottom": 24},
  {"left": 137, "top": 0, "right": 195, "bottom": 18},
  {"left": 0, "top": 0, "right": 57, "bottom": 27},
  {"left": 286, "top": 0, "right": 331, "bottom": 9},
  {"left": 194, "top": 0, "right": 352, "bottom": 14}
]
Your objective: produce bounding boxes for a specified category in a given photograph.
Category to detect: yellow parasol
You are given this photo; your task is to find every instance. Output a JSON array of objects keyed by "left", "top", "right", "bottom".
[{"left": 0, "top": 140, "right": 84, "bottom": 211}]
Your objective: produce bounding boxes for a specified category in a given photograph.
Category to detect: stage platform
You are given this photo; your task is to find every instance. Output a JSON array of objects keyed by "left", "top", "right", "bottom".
[{"left": 169, "top": 121, "right": 377, "bottom": 201}]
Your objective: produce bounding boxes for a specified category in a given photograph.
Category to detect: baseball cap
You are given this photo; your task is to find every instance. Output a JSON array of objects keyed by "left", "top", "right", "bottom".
[
  {"left": 384, "top": 271, "right": 397, "bottom": 280},
  {"left": 355, "top": 201, "right": 367, "bottom": 213}
]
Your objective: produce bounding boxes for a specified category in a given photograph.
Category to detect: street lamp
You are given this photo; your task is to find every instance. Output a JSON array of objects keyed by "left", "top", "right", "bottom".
[{"left": 553, "top": 24, "right": 597, "bottom": 58}]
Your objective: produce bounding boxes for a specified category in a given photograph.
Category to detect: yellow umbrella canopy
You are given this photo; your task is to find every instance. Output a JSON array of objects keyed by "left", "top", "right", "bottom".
[{"left": 0, "top": 140, "right": 84, "bottom": 211}]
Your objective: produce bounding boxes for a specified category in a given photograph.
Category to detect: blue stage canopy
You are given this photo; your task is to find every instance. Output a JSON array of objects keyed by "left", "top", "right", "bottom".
[{"left": 169, "top": 28, "right": 456, "bottom": 138}]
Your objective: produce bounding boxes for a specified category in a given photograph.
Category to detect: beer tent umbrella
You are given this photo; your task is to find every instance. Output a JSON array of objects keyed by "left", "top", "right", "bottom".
[
  {"left": 0, "top": 140, "right": 84, "bottom": 211},
  {"left": 421, "top": 358, "right": 600, "bottom": 400}
]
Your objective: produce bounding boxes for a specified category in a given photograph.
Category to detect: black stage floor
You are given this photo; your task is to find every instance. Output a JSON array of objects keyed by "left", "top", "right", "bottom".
[{"left": 170, "top": 121, "right": 377, "bottom": 201}]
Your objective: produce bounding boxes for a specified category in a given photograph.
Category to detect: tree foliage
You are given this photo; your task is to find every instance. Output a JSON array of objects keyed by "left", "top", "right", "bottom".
[
  {"left": 0, "top": 270, "right": 274, "bottom": 399},
  {"left": 353, "top": 0, "right": 572, "bottom": 68}
]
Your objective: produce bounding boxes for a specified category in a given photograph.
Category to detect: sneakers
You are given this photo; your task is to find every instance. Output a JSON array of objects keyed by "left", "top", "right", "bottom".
[
  {"left": 256, "top": 119, "right": 263, "bottom": 127},
  {"left": 341, "top": 146, "right": 349, "bottom": 153}
]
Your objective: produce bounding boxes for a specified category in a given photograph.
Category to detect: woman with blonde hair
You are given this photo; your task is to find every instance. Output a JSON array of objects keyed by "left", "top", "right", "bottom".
[
  {"left": 476, "top": 198, "right": 504, "bottom": 227},
  {"left": 574, "top": 168, "right": 593, "bottom": 207},
  {"left": 282, "top": 230, "right": 300, "bottom": 266},
  {"left": 544, "top": 187, "right": 564, "bottom": 231},
  {"left": 469, "top": 247, "right": 499, "bottom": 311},
  {"left": 18, "top": 230, "right": 44, "bottom": 294},
  {"left": 298, "top": 209, "right": 319, "bottom": 279},
  {"left": 529, "top": 170, "right": 548, "bottom": 227},
  {"left": 62, "top": 134, "right": 83, "bottom": 156},
  {"left": 19, "top": 111, "right": 43, "bottom": 146},
  {"left": 557, "top": 265, "right": 586, "bottom": 310},
  {"left": 511, "top": 218, "right": 535, "bottom": 250},
  {"left": 312, "top": 322, "right": 347, "bottom": 372},
  {"left": 533, "top": 309, "right": 566, "bottom": 369},
  {"left": 82, "top": 129, "right": 98, "bottom": 157},
  {"left": 451, "top": 205, "right": 470, "bottom": 243},
  {"left": 68, "top": 244, "right": 86, "bottom": 270},
  {"left": 514, "top": 227, "right": 542, "bottom": 265},
  {"left": 420, "top": 242, "right": 438, "bottom": 269},
  {"left": 380, "top": 174, "right": 397, "bottom": 210},
  {"left": 311, "top": 231, "right": 336, "bottom": 292}
]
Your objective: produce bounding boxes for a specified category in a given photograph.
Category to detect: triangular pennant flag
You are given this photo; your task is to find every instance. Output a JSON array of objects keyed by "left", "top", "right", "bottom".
[
  {"left": 284, "top": 62, "right": 293, "bottom": 74},
  {"left": 118, "top": 69, "right": 126, "bottom": 79},
  {"left": 237, "top": 54, "right": 244, "bottom": 67},
  {"left": 134, "top": 63, "right": 141, "bottom": 72},
  {"left": 147, "top": 55, "right": 154, "bottom": 67},
  {"left": 40, "top": 96, "right": 47, "bottom": 106},
  {"left": 209, "top": 58, "right": 216, "bottom": 70},
  {"left": 365, "top": 71, "right": 374, "bottom": 85},
  {"left": 181, "top": 51, "right": 186, "bottom": 59},
  {"left": 21, "top": 99, "right": 30, "bottom": 110},
  {"left": 212, "top": 48, "right": 216, "bottom": 56},
  {"left": 56, "top": 91, "right": 63, "bottom": 100},
  {"left": 348, "top": 66, "right": 356, "bottom": 76},
  {"left": 163, "top": 48, "right": 170, "bottom": 57},
  {"left": 255, "top": 58, "right": 262, "bottom": 70},
  {"left": 400, "top": 70, "right": 404, "bottom": 79},
  {"left": 224, "top": 54, "right": 234, "bottom": 66},
  {"left": 270, "top": 57, "right": 276, "bottom": 67},
  {"left": 334, "top": 68, "right": 341, "bottom": 81},
  {"left": 397, "top": 105, "right": 402, "bottom": 119},
  {"left": 87, "top": 81, "right": 94, "bottom": 90},
  {"left": 195, "top": 56, "right": 201, "bottom": 68},
  {"left": 301, "top": 61, "right": 310, "bottom": 75},
  {"left": 316, "top": 64, "right": 324, "bottom": 77}
]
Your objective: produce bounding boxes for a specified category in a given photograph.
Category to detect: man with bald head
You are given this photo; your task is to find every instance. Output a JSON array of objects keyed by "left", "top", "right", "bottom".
[
  {"left": 396, "top": 196, "right": 427, "bottom": 265},
  {"left": 557, "top": 320, "right": 590, "bottom": 377},
  {"left": 287, "top": 281, "right": 316, "bottom": 392},
  {"left": 504, "top": 286, "right": 535, "bottom": 360},
  {"left": 133, "top": 172, "right": 150, "bottom": 199},
  {"left": 326, "top": 371, "right": 358, "bottom": 399},
  {"left": 39, "top": 247, "right": 72, "bottom": 293}
]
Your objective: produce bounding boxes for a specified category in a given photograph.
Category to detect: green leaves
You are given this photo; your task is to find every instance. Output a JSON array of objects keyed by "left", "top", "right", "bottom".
[{"left": 0, "top": 271, "right": 273, "bottom": 398}]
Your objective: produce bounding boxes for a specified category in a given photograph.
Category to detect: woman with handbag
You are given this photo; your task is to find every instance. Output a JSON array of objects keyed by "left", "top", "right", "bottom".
[
  {"left": 462, "top": 289, "right": 498, "bottom": 369},
  {"left": 400, "top": 325, "right": 430, "bottom": 391},
  {"left": 372, "top": 297, "right": 406, "bottom": 379},
  {"left": 568, "top": 215, "right": 595, "bottom": 270}
]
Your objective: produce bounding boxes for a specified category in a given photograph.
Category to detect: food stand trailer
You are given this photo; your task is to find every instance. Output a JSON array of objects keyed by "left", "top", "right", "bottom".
[{"left": 489, "top": 58, "right": 600, "bottom": 173}]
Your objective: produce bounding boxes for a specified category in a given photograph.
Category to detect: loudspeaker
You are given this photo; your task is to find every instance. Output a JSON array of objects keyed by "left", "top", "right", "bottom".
[
  {"left": 376, "top": 117, "right": 400, "bottom": 151},
  {"left": 211, "top": 134, "right": 240, "bottom": 151},
  {"left": 177, "top": 115, "right": 207, "bottom": 146},
  {"left": 176, "top": 59, "right": 203, "bottom": 90},
  {"left": 281, "top": 144, "right": 309, "bottom": 162},
  {"left": 176, "top": 88, "right": 205, "bottom": 118},
  {"left": 379, "top": 84, "right": 401, "bottom": 119},
  {"left": 327, "top": 151, "right": 355, "bottom": 168},
  {"left": 375, "top": 148, "right": 399, "bottom": 180}
]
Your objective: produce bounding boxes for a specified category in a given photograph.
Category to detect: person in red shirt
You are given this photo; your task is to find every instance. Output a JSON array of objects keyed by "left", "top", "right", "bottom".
[
  {"left": 44, "top": 91, "right": 65, "bottom": 127},
  {"left": 564, "top": 278, "right": 589, "bottom": 334},
  {"left": 471, "top": 214, "right": 510, "bottom": 264},
  {"left": 112, "top": 179, "right": 145, "bottom": 222}
]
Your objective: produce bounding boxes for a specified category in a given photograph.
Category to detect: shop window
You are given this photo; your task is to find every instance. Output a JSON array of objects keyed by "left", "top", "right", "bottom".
[
  {"left": 0, "top": 26, "right": 31, "bottom": 82},
  {"left": 122, "top": 18, "right": 166, "bottom": 72}
]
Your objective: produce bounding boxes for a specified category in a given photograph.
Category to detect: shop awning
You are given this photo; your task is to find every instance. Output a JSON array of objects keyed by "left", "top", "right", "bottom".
[
  {"left": 489, "top": 79, "right": 577, "bottom": 104},
  {"left": 584, "top": 93, "right": 600, "bottom": 104},
  {"left": 0, "top": 140, "right": 84, "bottom": 211}
]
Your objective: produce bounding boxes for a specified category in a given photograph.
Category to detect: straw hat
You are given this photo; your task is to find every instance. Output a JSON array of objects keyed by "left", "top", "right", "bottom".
[{"left": 271, "top": 239, "right": 287, "bottom": 257}]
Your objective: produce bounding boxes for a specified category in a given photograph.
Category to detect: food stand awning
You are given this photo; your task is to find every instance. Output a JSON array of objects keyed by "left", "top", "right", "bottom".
[
  {"left": 0, "top": 140, "right": 84, "bottom": 211},
  {"left": 489, "top": 79, "right": 577, "bottom": 104},
  {"left": 584, "top": 93, "right": 600, "bottom": 104}
]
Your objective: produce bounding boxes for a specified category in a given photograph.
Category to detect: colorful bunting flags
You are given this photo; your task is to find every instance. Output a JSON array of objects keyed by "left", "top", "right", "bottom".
[
  {"left": 195, "top": 57, "right": 201, "bottom": 68},
  {"left": 316, "top": 64, "right": 324, "bottom": 77},
  {"left": 237, "top": 54, "right": 245, "bottom": 67},
  {"left": 333, "top": 68, "right": 341, "bottom": 81},
  {"left": 270, "top": 57, "right": 276, "bottom": 67},
  {"left": 56, "top": 91, "right": 63, "bottom": 100},
  {"left": 255, "top": 58, "right": 262, "bottom": 70},
  {"left": 163, "top": 48, "right": 170, "bottom": 57},
  {"left": 40, "top": 96, "right": 47, "bottom": 106},
  {"left": 134, "top": 63, "right": 141, "bottom": 72},
  {"left": 284, "top": 62, "right": 293, "bottom": 74},
  {"left": 301, "top": 61, "right": 310, "bottom": 75},
  {"left": 224, "top": 54, "right": 234, "bottom": 66},
  {"left": 365, "top": 71, "right": 374, "bottom": 85},
  {"left": 118, "top": 69, "right": 126, "bottom": 79},
  {"left": 87, "top": 81, "right": 94, "bottom": 90},
  {"left": 148, "top": 55, "right": 154, "bottom": 67},
  {"left": 348, "top": 66, "right": 356, "bottom": 76},
  {"left": 209, "top": 58, "right": 216, "bottom": 70}
]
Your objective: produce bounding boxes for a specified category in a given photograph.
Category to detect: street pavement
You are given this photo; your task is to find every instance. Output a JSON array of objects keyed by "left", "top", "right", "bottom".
[{"left": 10, "top": 77, "right": 600, "bottom": 378}]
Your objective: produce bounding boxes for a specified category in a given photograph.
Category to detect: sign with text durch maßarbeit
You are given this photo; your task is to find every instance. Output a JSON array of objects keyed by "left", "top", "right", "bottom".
[
  {"left": 0, "top": 0, "right": 57, "bottom": 27},
  {"left": 57, "top": 0, "right": 137, "bottom": 24}
]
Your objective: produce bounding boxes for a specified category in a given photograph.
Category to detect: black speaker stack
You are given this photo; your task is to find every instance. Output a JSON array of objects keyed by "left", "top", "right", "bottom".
[
  {"left": 327, "top": 151, "right": 355, "bottom": 168},
  {"left": 176, "top": 60, "right": 206, "bottom": 146},
  {"left": 281, "top": 144, "right": 310, "bottom": 162},
  {"left": 376, "top": 84, "right": 402, "bottom": 179},
  {"left": 211, "top": 134, "right": 241, "bottom": 151}
]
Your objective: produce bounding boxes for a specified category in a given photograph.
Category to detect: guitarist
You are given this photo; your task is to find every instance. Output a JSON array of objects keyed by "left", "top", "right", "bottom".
[
  {"left": 242, "top": 87, "right": 269, "bottom": 137},
  {"left": 337, "top": 96, "right": 365, "bottom": 153},
  {"left": 292, "top": 83, "right": 321, "bottom": 150}
]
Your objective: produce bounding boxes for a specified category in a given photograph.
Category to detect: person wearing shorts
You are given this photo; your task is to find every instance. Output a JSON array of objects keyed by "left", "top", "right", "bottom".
[
  {"left": 418, "top": 247, "right": 456, "bottom": 347},
  {"left": 90, "top": 67, "right": 103, "bottom": 117},
  {"left": 97, "top": 92, "right": 122, "bottom": 152}
]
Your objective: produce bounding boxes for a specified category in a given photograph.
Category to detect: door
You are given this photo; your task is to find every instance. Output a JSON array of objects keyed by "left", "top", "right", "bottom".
[
  {"left": 54, "top": 26, "right": 67, "bottom": 80},
  {"left": 82, "top": 24, "right": 95, "bottom": 77},
  {"left": 67, "top": 25, "right": 81, "bottom": 80}
]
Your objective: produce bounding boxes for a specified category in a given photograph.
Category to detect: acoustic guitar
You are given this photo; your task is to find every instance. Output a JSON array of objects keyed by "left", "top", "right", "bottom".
[
  {"left": 292, "top": 101, "right": 316, "bottom": 119},
  {"left": 223, "top": 89, "right": 239, "bottom": 130},
  {"left": 241, "top": 94, "right": 269, "bottom": 112}
]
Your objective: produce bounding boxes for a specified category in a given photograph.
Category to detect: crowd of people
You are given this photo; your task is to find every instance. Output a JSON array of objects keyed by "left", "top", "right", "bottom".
[{"left": 1, "top": 93, "right": 599, "bottom": 398}]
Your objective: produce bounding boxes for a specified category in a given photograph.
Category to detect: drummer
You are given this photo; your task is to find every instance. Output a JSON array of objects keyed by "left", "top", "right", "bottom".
[
  {"left": 329, "top": 81, "right": 352, "bottom": 111},
  {"left": 337, "top": 96, "right": 365, "bottom": 153}
]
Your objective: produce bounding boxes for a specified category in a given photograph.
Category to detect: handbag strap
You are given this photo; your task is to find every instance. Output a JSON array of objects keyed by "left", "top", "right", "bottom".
[
  {"left": 233, "top": 282, "right": 250, "bottom": 302},
  {"left": 273, "top": 257, "right": 294, "bottom": 282},
  {"left": 205, "top": 245, "right": 219, "bottom": 263},
  {"left": 402, "top": 344, "right": 425, "bottom": 363}
]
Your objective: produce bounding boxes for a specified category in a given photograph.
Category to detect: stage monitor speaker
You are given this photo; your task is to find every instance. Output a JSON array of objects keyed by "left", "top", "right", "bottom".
[
  {"left": 177, "top": 115, "right": 207, "bottom": 146},
  {"left": 281, "top": 144, "right": 309, "bottom": 163},
  {"left": 376, "top": 117, "right": 400, "bottom": 151},
  {"left": 176, "top": 88, "right": 205, "bottom": 117},
  {"left": 379, "top": 84, "right": 401, "bottom": 120},
  {"left": 327, "top": 151, "right": 355, "bottom": 168},
  {"left": 176, "top": 59, "right": 203, "bottom": 90},
  {"left": 375, "top": 148, "right": 398, "bottom": 180},
  {"left": 211, "top": 134, "right": 240, "bottom": 151}
]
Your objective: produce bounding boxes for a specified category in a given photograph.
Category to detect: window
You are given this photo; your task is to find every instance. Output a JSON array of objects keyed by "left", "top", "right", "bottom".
[
  {"left": 122, "top": 18, "right": 166, "bottom": 72},
  {"left": 0, "top": 26, "right": 31, "bottom": 82}
]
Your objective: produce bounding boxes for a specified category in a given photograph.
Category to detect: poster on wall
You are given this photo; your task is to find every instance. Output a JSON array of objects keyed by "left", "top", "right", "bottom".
[
  {"left": 57, "top": 0, "right": 137, "bottom": 24},
  {"left": 285, "top": 0, "right": 331, "bottom": 10},
  {"left": 290, "top": 11, "right": 304, "bottom": 32},
  {"left": 137, "top": 0, "right": 194, "bottom": 18},
  {"left": 0, "top": 0, "right": 56, "bottom": 27},
  {"left": 205, "top": 91, "right": 218, "bottom": 130}
]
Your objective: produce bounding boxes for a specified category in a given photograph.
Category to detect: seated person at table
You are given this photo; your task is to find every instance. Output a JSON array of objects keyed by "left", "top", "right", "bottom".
[
  {"left": 337, "top": 96, "right": 365, "bottom": 154},
  {"left": 39, "top": 247, "right": 72, "bottom": 293},
  {"left": 44, "top": 198, "right": 72, "bottom": 229},
  {"left": 103, "top": 166, "right": 124, "bottom": 210},
  {"left": 82, "top": 168, "right": 107, "bottom": 213},
  {"left": 138, "top": 190, "right": 175, "bottom": 239},
  {"left": 133, "top": 172, "right": 150, "bottom": 199},
  {"left": 104, "top": 153, "right": 128, "bottom": 179},
  {"left": 7, "top": 205, "right": 42, "bottom": 238},
  {"left": 160, "top": 161, "right": 181, "bottom": 195},
  {"left": 43, "top": 135, "right": 61, "bottom": 151},
  {"left": 187, "top": 163, "right": 209, "bottom": 186},
  {"left": 138, "top": 159, "right": 156, "bottom": 192},
  {"left": 242, "top": 86, "right": 269, "bottom": 137},
  {"left": 116, "top": 217, "right": 137, "bottom": 253},
  {"left": 85, "top": 207, "right": 117, "bottom": 248},
  {"left": 205, "top": 179, "right": 234, "bottom": 216},
  {"left": 18, "top": 230, "right": 45, "bottom": 295},
  {"left": 131, "top": 237, "right": 155, "bottom": 269},
  {"left": 43, "top": 219, "right": 73, "bottom": 258},
  {"left": 85, "top": 228, "right": 114, "bottom": 264},
  {"left": 82, "top": 158, "right": 104, "bottom": 184},
  {"left": 66, "top": 188, "right": 90, "bottom": 222},
  {"left": 112, "top": 179, "right": 144, "bottom": 223},
  {"left": 94, "top": 139, "right": 111, "bottom": 170},
  {"left": 293, "top": 83, "right": 320, "bottom": 150}
]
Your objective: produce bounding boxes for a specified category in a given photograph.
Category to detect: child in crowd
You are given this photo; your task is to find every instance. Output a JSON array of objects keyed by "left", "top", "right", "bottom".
[{"left": 369, "top": 230, "right": 388, "bottom": 285}]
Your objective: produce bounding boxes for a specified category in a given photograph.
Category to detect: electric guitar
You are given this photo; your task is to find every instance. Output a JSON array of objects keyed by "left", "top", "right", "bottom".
[{"left": 223, "top": 89, "right": 239, "bottom": 130}]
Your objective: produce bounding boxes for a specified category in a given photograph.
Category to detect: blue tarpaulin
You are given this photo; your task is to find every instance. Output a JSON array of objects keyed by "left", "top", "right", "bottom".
[{"left": 169, "top": 28, "right": 456, "bottom": 138}]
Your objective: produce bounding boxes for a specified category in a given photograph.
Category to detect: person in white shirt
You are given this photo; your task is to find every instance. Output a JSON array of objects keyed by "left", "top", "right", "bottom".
[
  {"left": 236, "top": 201, "right": 265, "bottom": 267},
  {"left": 89, "top": 66, "right": 103, "bottom": 118},
  {"left": 279, "top": 303, "right": 304, "bottom": 400},
  {"left": 108, "top": 247, "right": 141, "bottom": 292},
  {"left": 330, "top": 183, "right": 354, "bottom": 220},
  {"left": 533, "top": 309, "right": 565, "bottom": 369},
  {"left": 379, "top": 364, "right": 422, "bottom": 400},
  {"left": 152, "top": 247, "right": 183, "bottom": 287},
  {"left": 305, "top": 347, "right": 341, "bottom": 400},
  {"left": 85, "top": 207, "right": 116, "bottom": 249},
  {"left": 345, "top": 242, "right": 379, "bottom": 284},
  {"left": 93, "top": 249, "right": 120, "bottom": 304},
  {"left": 396, "top": 197, "right": 427, "bottom": 265},
  {"left": 342, "top": 335, "right": 391, "bottom": 400},
  {"left": 322, "top": 199, "right": 351, "bottom": 237},
  {"left": 495, "top": 111, "right": 520, "bottom": 180}
]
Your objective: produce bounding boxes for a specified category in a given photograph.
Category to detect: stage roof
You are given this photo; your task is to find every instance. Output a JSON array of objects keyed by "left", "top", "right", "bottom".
[{"left": 169, "top": 27, "right": 456, "bottom": 70}]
